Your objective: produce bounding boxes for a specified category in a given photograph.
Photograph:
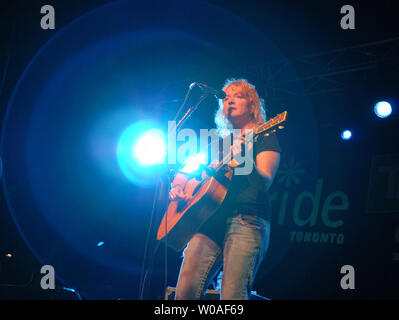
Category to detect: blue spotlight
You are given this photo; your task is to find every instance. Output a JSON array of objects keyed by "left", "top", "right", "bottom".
[
  {"left": 180, "top": 153, "right": 207, "bottom": 174},
  {"left": 374, "top": 101, "right": 392, "bottom": 118},
  {"left": 117, "top": 121, "right": 168, "bottom": 186},
  {"left": 133, "top": 129, "right": 166, "bottom": 166},
  {"left": 341, "top": 130, "right": 352, "bottom": 140},
  {"left": 97, "top": 241, "right": 104, "bottom": 247}
]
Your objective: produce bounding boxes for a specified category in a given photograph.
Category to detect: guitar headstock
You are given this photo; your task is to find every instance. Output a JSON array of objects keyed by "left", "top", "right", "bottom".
[{"left": 255, "top": 111, "right": 287, "bottom": 136}]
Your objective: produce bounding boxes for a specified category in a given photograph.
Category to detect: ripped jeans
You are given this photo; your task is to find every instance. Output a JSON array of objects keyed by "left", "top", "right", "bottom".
[{"left": 175, "top": 214, "right": 270, "bottom": 300}]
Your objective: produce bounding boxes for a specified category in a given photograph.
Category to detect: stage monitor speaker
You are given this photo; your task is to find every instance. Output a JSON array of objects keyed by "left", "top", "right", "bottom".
[{"left": 0, "top": 284, "right": 82, "bottom": 300}]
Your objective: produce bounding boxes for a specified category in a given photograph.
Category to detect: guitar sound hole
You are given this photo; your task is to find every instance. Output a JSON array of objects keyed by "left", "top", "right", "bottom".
[{"left": 192, "top": 181, "right": 205, "bottom": 196}]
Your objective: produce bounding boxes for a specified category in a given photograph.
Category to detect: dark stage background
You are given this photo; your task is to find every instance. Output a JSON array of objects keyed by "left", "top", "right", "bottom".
[{"left": 0, "top": 0, "right": 398, "bottom": 300}]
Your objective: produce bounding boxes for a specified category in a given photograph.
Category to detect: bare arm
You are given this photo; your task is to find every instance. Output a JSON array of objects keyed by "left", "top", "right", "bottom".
[
  {"left": 171, "top": 172, "right": 189, "bottom": 189},
  {"left": 169, "top": 173, "right": 189, "bottom": 201},
  {"left": 255, "top": 151, "right": 280, "bottom": 191}
]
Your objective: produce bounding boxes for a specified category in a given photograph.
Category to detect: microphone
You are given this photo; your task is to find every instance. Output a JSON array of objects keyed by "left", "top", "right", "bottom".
[{"left": 189, "top": 82, "right": 226, "bottom": 99}]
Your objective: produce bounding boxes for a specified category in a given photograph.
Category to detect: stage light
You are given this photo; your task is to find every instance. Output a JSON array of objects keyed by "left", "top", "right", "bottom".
[
  {"left": 180, "top": 153, "right": 207, "bottom": 174},
  {"left": 97, "top": 241, "right": 104, "bottom": 247},
  {"left": 341, "top": 130, "right": 352, "bottom": 140},
  {"left": 374, "top": 101, "right": 392, "bottom": 118},
  {"left": 117, "top": 122, "right": 168, "bottom": 186},
  {"left": 133, "top": 129, "right": 166, "bottom": 166},
  {"left": 5, "top": 253, "right": 13, "bottom": 258}
]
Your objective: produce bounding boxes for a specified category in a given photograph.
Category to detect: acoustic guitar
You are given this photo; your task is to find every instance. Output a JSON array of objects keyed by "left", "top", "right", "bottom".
[{"left": 157, "top": 111, "right": 287, "bottom": 251}]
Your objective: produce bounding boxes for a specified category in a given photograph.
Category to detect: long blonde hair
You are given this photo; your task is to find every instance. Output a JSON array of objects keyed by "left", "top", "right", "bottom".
[{"left": 215, "top": 78, "right": 266, "bottom": 137}]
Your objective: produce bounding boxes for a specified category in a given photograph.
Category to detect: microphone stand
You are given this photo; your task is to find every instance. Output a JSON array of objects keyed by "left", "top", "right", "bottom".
[
  {"left": 138, "top": 90, "right": 209, "bottom": 300},
  {"left": 171, "top": 92, "right": 209, "bottom": 136}
]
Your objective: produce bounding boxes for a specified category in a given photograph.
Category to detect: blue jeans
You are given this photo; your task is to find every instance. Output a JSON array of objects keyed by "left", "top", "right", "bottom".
[{"left": 175, "top": 214, "right": 270, "bottom": 300}]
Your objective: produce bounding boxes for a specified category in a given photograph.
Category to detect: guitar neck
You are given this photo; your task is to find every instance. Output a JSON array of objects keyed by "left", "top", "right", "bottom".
[
  {"left": 254, "top": 111, "right": 287, "bottom": 136},
  {"left": 213, "top": 111, "right": 287, "bottom": 172}
]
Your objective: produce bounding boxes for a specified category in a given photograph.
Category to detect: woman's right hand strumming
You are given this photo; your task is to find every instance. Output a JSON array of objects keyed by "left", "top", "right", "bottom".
[{"left": 169, "top": 185, "right": 187, "bottom": 201}]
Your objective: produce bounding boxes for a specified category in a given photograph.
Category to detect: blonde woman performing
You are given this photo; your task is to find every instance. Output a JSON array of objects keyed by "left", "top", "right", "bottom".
[{"left": 169, "top": 79, "right": 282, "bottom": 300}]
